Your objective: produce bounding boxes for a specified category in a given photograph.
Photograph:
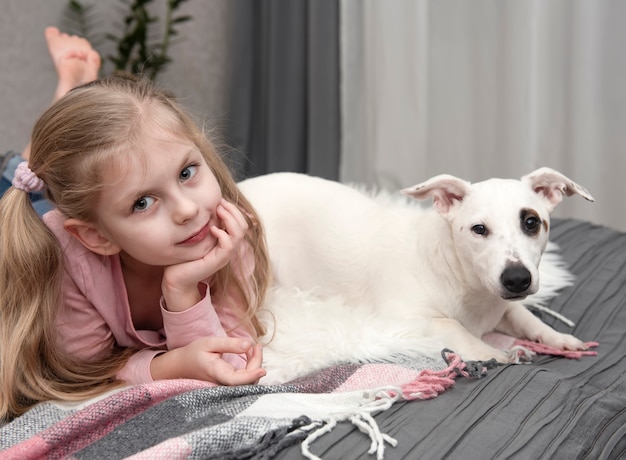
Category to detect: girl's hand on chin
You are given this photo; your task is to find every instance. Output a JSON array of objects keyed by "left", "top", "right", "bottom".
[{"left": 161, "top": 200, "right": 249, "bottom": 311}]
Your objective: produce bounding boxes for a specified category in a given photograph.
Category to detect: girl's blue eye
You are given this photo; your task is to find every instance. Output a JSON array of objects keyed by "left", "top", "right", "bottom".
[
  {"left": 180, "top": 164, "right": 198, "bottom": 182},
  {"left": 133, "top": 196, "right": 155, "bottom": 212}
]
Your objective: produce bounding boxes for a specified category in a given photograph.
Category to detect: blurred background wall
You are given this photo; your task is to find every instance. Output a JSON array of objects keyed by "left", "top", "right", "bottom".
[
  {"left": 1, "top": 0, "right": 623, "bottom": 232},
  {"left": 340, "top": 0, "right": 625, "bottom": 232},
  {"left": 0, "top": 0, "right": 231, "bottom": 157}
]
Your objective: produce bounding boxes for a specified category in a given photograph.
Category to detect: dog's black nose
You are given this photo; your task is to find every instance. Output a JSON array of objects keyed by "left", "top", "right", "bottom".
[{"left": 501, "top": 265, "right": 532, "bottom": 294}]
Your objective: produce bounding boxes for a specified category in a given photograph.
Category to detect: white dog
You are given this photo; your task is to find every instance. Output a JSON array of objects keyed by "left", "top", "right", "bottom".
[{"left": 238, "top": 168, "right": 594, "bottom": 384}]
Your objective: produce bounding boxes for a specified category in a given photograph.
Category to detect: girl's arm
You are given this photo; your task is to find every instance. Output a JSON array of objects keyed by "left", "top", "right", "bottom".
[
  {"left": 59, "top": 279, "right": 264, "bottom": 386},
  {"left": 159, "top": 199, "right": 260, "bottom": 372},
  {"left": 160, "top": 281, "right": 253, "bottom": 369}
]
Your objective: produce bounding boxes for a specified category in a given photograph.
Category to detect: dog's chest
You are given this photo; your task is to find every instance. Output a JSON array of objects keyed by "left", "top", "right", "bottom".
[{"left": 448, "top": 295, "right": 507, "bottom": 337}]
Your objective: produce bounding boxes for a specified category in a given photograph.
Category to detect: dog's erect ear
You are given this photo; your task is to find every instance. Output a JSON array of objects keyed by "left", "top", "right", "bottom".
[
  {"left": 402, "top": 174, "right": 471, "bottom": 215},
  {"left": 521, "top": 167, "right": 595, "bottom": 213}
]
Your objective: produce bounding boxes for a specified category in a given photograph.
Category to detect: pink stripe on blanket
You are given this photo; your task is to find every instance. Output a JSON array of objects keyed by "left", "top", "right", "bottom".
[
  {"left": 0, "top": 435, "right": 50, "bottom": 460},
  {"left": 512, "top": 340, "right": 599, "bottom": 359},
  {"left": 334, "top": 364, "right": 422, "bottom": 393},
  {"left": 334, "top": 357, "right": 468, "bottom": 402},
  {"left": 400, "top": 352, "right": 469, "bottom": 400},
  {"left": 125, "top": 436, "right": 193, "bottom": 459},
  {"left": 2, "top": 379, "right": 211, "bottom": 459},
  {"left": 485, "top": 332, "right": 600, "bottom": 360}
]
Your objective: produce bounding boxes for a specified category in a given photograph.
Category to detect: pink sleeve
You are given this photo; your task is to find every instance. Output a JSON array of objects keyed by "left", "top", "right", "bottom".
[
  {"left": 115, "top": 349, "right": 164, "bottom": 385},
  {"left": 56, "top": 273, "right": 118, "bottom": 362},
  {"left": 161, "top": 282, "right": 228, "bottom": 348},
  {"left": 57, "top": 273, "right": 166, "bottom": 385},
  {"left": 161, "top": 282, "right": 250, "bottom": 369}
]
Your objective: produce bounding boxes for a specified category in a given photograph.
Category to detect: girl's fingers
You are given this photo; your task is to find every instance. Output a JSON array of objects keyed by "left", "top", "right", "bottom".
[
  {"left": 211, "top": 358, "right": 266, "bottom": 386},
  {"left": 195, "top": 338, "right": 266, "bottom": 385},
  {"left": 201, "top": 337, "right": 253, "bottom": 354},
  {"left": 217, "top": 200, "right": 248, "bottom": 238},
  {"left": 245, "top": 344, "right": 264, "bottom": 371},
  {"left": 224, "top": 367, "right": 266, "bottom": 386},
  {"left": 207, "top": 226, "right": 236, "bottom": 267}
]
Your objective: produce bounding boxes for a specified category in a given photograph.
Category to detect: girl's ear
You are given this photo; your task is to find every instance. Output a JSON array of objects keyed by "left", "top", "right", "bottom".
[{"left": 63, "top": 219, "right": 121, "bottom": 256}]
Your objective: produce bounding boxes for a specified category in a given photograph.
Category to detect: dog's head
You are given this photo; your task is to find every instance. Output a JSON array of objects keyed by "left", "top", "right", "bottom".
[{"left": 402, "top": 167, "right": 594, "bottom": 300}]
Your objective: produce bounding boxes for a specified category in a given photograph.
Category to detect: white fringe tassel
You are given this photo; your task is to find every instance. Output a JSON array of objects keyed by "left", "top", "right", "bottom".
[{"left": 300, "top": 387, "right": 400, "bottom": 460}]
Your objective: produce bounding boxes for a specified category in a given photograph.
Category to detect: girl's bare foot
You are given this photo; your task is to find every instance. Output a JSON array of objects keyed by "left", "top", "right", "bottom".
[
  {"left": 45, "top": 26, "right": 101, "bottom": 102},
  {"left": 21, "top": 27, "right": 102, "bottom": 161}
]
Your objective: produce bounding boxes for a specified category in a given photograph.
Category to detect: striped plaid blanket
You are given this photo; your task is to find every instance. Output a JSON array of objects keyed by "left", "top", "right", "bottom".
[
  {"left": 0, "top": 338, "right": 596, "bottom": 460},
  {"left": 0, "top": 352, "right": 479, "bottom": 460}
]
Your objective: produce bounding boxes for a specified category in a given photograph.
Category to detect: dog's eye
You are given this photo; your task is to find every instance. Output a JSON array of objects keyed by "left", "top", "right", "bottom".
[
  {"left": 522, "top": 215, "right": 541, "bottom": 235},
  {"left": 471, "top": 224, "right": 488, "bottom": 236},
  {"left": 525, "top": 216, "right": 540, "bottom": 231},
  {"left": 520, "top": 209, "right": 542, "bottom": 235}
]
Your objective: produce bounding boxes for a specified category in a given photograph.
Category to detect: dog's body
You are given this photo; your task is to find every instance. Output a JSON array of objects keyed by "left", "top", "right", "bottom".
[{"left": 238, "top": 168, "right": 594, "bottom": 384}]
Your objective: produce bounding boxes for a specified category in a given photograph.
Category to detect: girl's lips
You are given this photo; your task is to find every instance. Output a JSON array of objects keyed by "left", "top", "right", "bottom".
[{"left": 178, "top": 223, "right": 211, "bottom": 245}]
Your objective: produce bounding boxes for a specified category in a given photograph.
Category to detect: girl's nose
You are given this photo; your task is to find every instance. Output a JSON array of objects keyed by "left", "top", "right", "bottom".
[{"left": 172, "top": 193, "right": 199, "bottom": 224}]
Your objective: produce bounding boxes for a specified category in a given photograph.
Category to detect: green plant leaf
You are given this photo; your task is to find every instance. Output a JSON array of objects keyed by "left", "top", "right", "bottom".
[{"left": 63, "top": 0, "right": 192, "bottom": 80}]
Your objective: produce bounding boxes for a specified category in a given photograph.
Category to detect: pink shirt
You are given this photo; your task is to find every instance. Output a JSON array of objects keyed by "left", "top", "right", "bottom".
[{"left": 43, "top": 209, "right": 255, "bottom": 385}]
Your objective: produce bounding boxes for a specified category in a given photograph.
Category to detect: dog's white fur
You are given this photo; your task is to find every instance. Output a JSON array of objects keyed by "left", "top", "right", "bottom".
[{"left": 238, "top": 168, "right": 594, "bottom": 384}]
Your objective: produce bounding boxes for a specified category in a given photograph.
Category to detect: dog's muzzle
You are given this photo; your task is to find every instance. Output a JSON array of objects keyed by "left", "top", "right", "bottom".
[{"left": 501, "top": 264, "right": 532, "bottom": 298}]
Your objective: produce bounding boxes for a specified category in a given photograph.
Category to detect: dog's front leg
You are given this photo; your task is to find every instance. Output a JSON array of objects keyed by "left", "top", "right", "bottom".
[
  {"left": 426, "top": 318, "right": 511, "bottom": 363},
  {"left": 497, "top": 303, "right": 587, "bottom": 351}
]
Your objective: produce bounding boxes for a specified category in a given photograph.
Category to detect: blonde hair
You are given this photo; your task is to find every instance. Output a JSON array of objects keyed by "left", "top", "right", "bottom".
[{"left": 0, "top": 74, "right": 270, "bottom": 421}]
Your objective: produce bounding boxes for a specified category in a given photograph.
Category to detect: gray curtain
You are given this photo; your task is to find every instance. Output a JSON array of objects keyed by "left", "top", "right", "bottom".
[{"left": 226, "top": 0, "right": 340, "bottom": 181}]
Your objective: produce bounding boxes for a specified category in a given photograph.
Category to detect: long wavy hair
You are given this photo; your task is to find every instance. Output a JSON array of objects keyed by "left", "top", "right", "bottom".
[{"left": 0, "top": 74, "right": 270, "bottom": 421}]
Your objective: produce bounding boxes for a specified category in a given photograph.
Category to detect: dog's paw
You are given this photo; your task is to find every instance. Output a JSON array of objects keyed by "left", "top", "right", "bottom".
[{"left": 541, "top": 332, "right": 587, "bottom": 351}]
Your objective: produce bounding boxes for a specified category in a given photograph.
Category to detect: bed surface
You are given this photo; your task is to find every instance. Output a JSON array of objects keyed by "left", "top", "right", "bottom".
[{"left": 1, "top": 218, "right": 624, "bottom": 459}]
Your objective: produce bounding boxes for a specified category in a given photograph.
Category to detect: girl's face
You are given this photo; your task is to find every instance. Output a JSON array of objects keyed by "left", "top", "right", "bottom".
[{"left": 94, "top": 132, "right": 223, "bottom": 268}]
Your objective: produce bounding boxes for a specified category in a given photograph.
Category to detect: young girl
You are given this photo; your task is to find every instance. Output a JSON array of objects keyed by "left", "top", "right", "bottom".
[{"left": 0, "top": 74, "right": 270, "bottom": 421}]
